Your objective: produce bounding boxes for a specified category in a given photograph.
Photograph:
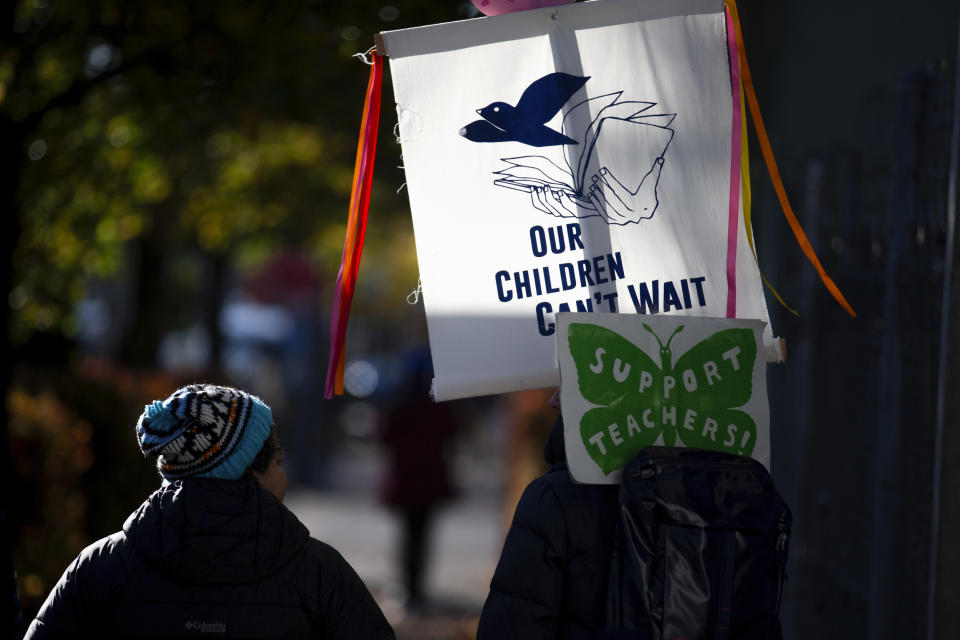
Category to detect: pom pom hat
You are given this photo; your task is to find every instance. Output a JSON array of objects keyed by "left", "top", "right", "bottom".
[{"left": 136, "top": 384, "right": 273, "bottom": 481}]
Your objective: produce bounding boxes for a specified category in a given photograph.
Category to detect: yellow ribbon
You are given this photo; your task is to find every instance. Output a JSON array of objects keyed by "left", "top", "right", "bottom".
[{"left": 739, "top": 62, "right": 798, "bottom": 316}]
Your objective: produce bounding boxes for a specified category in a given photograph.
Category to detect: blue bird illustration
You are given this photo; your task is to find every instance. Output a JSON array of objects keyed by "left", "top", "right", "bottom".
[{"left": 459, "top": 72, "right": 589, "bottom": 147}]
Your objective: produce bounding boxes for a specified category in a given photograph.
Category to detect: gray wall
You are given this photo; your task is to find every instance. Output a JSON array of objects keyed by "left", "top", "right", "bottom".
[{"left": 736, "top": 1, "right": 960, "bottom": 638}]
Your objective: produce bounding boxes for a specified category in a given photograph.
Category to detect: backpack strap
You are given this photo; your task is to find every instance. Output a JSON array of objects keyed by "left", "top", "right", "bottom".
[{"left": 713, "top": 530, "right": 737, "bottom": 640}]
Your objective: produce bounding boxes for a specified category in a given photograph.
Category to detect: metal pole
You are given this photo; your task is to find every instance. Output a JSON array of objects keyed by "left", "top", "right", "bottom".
[{"left": 926, "top": 15, "right": 960, "bottom": 640}]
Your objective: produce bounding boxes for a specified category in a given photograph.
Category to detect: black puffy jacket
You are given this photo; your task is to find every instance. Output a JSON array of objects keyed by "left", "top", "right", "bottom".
[
  {"left": 476, "top": 419, "right": 620, "bottom": 640},
  {"left": 24, "top": 478, "right": 395, "bottom": 639}
]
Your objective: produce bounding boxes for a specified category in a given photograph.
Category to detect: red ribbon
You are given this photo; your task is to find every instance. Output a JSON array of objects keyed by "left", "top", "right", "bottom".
[{"left": 325, "top": 52, "right": 384, "bottom": 398}]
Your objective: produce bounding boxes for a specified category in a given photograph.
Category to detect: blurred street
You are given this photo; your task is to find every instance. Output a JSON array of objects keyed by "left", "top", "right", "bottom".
[
  {"left": 287, "top": 488, "right": 499, "bottom": 639},
  {"left": 284, "top": 416, "right": 513, "bottom": 640}
]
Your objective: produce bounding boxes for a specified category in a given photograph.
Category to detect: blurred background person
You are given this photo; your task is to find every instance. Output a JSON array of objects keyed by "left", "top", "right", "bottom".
[{"left": 378, "top": 349, "right": 458, "bottom": 612}]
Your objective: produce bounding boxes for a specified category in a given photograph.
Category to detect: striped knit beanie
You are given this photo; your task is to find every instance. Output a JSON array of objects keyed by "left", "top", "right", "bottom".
[{"left": 136, "top": 384, "right": 273, "bottom": 481}]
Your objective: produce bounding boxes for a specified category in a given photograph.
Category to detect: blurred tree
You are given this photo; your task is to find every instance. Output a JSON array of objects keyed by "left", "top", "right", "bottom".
[
  {"left": 5, "top": 1, "right": 468, "bottom": 356},
  {"left": 1, "top": 0, "right": 476, "bottom": 620},
  {"left": 0, "top": 2, "right": 469, "bottom": 443}
]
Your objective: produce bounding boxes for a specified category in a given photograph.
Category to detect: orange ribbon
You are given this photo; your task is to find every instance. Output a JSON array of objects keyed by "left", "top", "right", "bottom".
[{"left": 726, "top": 0, "right": 856, "bottom": 317}]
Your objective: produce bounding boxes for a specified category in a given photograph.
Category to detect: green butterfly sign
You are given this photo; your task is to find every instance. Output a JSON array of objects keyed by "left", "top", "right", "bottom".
[{"left": 557, "top": 314, "right": 769, "bottom": 483}]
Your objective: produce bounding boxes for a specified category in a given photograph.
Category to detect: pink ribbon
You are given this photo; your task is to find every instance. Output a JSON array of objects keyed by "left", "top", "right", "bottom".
[{"left": 724, "top": 6, "right": 743, "bottom": 319}]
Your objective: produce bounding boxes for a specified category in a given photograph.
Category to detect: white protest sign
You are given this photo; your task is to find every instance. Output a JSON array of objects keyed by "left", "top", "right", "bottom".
[
  {"left": 557, "top": 312, "right": 769, "bottom": 484},
  {"left": 381, "top": 0, "right": 774, "bottom": 401}
]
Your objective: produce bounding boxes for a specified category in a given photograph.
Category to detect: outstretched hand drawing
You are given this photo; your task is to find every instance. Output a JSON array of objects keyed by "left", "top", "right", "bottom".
[
  {"left": 588, "top": 156, "right": 664, "bottom": 224},
  {"left": 529, "top": 186, "right": 578, "bottom": 218},
  {"left": 461, "top": 73, "right": 675, "bottom": 227}
]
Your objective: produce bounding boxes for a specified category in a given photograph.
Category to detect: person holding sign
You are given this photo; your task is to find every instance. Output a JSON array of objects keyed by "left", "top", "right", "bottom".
[
  {"left": 480, "top": 314, "right": 788, "bottom": 638},
  {"left": 24, "top": 384, "right": 395, "bottom": 640},
  {"left": 476, "top": 393, "right": 620, "bottom": 639}
]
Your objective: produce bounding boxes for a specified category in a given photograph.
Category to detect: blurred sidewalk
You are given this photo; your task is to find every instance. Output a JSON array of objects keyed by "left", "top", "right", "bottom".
[
  {"left": 285, "top": 487, "right": 501, "bottom": 639},
  {"left": 284, "top": 400, "right": 515, "bottom": 638}
]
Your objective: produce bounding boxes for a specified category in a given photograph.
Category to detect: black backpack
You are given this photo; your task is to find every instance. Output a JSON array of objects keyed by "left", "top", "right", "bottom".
[{"left": 602, "top": 447, "right": 791, "bottom": 640}]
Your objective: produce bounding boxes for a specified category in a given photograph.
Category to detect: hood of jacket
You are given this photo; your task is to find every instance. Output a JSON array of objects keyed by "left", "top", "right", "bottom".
[
  {"left": 123, "top": 477, "right": 309, "bottom": 586},
  {"left": 544, "top": 416, "right": 566, "bottom": 467}
]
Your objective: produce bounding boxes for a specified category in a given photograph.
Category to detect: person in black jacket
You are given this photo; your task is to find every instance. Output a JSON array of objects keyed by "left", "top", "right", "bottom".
[
  {"left": 476, "top": 391, "right": 620, "bottom": 640},
  {"left": 24, "top": 384, "right": 395, "bottom": 639}
]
